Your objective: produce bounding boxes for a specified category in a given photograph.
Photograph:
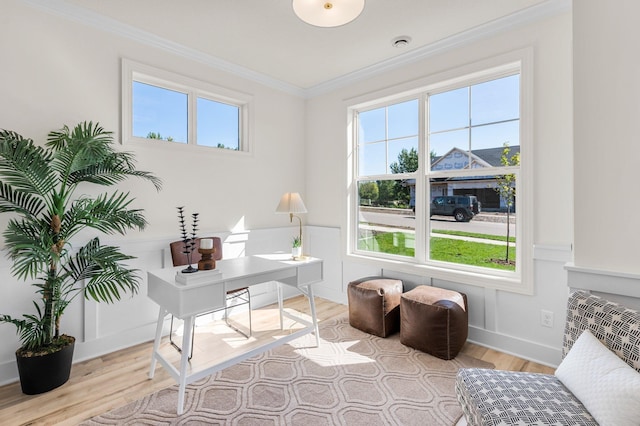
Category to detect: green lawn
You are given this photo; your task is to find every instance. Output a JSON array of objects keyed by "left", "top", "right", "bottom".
[{"left": 358, "top": 230, "right": 515, "bottom": 271}]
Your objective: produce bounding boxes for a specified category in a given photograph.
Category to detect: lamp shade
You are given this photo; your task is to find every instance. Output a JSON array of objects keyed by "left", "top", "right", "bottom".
[
  {"left": 275, "top": 192, "right": 308, "bottom": 214},
  {"left": 292, "top": 0, "right": 365, "bottom": 28}
]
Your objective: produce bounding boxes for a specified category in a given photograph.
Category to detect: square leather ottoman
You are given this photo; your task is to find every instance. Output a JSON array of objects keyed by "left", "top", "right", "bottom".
[
  {"left": 347, "top": 277, "right": 403, "bottom": 338},
  {"left": 400, "top": 285, "right": 468, "bottom": 360}
]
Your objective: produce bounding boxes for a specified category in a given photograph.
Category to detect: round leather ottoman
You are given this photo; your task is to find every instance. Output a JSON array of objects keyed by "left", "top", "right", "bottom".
[
  {"left": 400, "top": 285, "right": 468, "bottom": 360},
  {"left": 347, "top": 277, "right": 403, "bottom": 338}
]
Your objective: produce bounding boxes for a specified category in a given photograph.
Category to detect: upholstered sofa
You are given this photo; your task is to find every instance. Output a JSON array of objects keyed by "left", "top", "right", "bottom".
[{"left": 456, "top": 291, "right": 640, "bottom": 425}]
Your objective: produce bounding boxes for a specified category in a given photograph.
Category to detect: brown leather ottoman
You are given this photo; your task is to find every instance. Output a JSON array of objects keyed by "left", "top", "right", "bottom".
[
  {"left": 347, "top": 277, "right": 403, "bottom": 338},
  {"left": 400, "top": 285, "right": 468, "bottom": 360}
]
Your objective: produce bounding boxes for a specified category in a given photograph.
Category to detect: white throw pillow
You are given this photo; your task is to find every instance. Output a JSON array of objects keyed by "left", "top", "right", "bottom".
[{"left": 555, "top": 329, "right": 640, "bottom": 426}]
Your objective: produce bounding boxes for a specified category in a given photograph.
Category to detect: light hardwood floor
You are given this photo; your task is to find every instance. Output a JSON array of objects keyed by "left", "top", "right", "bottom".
[{"left": 0, "top": 296, "right": 554, "bottom": 425}]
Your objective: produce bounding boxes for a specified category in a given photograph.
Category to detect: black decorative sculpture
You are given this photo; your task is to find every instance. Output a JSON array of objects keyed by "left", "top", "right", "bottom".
[{"left": 177, "top": 206, "right": 199, "bottom": 273}]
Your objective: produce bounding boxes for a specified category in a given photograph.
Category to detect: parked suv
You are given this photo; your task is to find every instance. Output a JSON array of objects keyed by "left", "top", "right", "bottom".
[{"left": 430, "top": 195, "right": 480, "bottom": 222}]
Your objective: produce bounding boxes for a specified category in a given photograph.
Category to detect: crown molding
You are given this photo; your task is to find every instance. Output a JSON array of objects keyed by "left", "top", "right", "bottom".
[
  {"left": 20, "top": 0, "right": 307, "bottom": 98},
  {"left": 20, "top": 0, "right": 570, "bottom": 99},
  {"left": 304, "top": 0, "right": 572, "bottom": 97}
]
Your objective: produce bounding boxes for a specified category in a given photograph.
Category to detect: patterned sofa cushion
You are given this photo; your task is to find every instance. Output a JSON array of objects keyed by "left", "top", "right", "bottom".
[
  {"left": 456, "top": 291, "right": 640, "bottom": 425},
  {"left": 563, "top": 291, "right": 640, "bottom": 372},
  {"left": 455, "top": 369, "right": 598, "bottom": 426}
]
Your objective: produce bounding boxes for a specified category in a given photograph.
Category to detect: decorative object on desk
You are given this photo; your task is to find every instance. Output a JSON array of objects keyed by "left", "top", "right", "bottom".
[
  {"left": 83, "top": 313, "right": 492, "bottom": 425},
  {"left": 197, "top": 238, "right": 216, "bottom": 271},
  {"left": 176, "top": 206, "right": 199, "bottom": 273},
  {"left": 167, "top": 237, "right": 252, "bottom": 355},
  {"left": 0, "top": 121, "right": 161, "bottom": 395},
  {"left": 276, "top": 192, "right": 307, "bottom": 255},
  {"left": 291, "top": 235, "right": 302, "bottom": 259}
]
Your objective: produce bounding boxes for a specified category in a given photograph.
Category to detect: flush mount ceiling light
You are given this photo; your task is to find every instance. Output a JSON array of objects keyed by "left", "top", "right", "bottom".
[{"left": 292, "top": 0, "right": 365, "bottom": 28}]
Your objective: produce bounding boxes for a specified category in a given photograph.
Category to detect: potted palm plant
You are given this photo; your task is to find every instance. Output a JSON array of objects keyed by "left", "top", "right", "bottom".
[{"left": 0, "top": 122, "right": 161, "bottom": 394}]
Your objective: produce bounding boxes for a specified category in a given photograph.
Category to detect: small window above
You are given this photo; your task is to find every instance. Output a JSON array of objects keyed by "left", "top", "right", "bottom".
[{"left": 122, "top": 59, "right": 251, "bottom": 153}]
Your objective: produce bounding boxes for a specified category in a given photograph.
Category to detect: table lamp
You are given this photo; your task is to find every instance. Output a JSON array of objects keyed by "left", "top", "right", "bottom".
[{"left": 275, "top": 192, "right": 307, "bottom": 255}]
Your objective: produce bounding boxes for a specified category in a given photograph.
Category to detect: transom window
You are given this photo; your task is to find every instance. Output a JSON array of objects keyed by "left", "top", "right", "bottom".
[
  {"left": 122, "top": 59, "right": 251, "bottom": 152},
  {"left": 350, "top": 60, "right": 531, "bottom": 292}
]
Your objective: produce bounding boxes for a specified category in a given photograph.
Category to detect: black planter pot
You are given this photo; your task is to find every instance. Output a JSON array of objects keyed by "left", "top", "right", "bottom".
[{"left": 15, "top": 337, "right": 75, "bottom": 395}]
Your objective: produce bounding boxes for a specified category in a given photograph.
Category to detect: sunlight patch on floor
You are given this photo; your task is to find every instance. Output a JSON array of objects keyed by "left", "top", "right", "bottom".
[{"left": 292, "top": 336, "right": 375, "bottom": 367}]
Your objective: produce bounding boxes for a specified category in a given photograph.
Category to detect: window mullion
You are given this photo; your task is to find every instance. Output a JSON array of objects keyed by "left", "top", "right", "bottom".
[
  {"left": 415, "top": 93, "right": 427, "bottom": 263},
  {"left": 467, "top": 86, "right": 472, "bottom": 165},
  {"left": 385, "top": 107, "right": 389, "bottom": 174},
  {"left": 188, "top": 91, "right": 197, "bottom": 145}
]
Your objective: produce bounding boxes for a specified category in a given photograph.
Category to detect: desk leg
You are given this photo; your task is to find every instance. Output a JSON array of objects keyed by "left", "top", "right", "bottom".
[
  {"left": 149, "top": 307, "right": 167, "bottom": 379},
  {"left": 176, "top": 315, "right": 194, "bottom": 416},
  {"left": 277, "top": 281, "right": 284, "bottom": 330},
  {"left": 306, "top": 285, "right": 320, "bottom": 347}
]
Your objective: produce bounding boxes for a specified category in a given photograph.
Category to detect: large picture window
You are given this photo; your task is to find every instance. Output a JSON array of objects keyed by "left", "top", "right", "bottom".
[
  {"left": 122, "top": 59, "right": 251, "bottom": 152},
  {"left": 351, "top": 59, "right": 531, "bottom": 292}
]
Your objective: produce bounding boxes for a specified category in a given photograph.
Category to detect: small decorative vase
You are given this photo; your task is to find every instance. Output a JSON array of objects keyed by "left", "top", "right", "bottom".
[
  {"left": 198, "top": 247, "right": 216, "bottom": 270},
  {"left": 292, "top": 246, "right": 302, "bottom": 259}
]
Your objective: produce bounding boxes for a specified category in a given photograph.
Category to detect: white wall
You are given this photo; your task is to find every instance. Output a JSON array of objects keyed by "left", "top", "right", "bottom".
[
  {"left": 573, "top": 0, "right": 640, "bottom": 275},
  {"left": 305, "top": 12, "right": 574, "bottom": 367}
]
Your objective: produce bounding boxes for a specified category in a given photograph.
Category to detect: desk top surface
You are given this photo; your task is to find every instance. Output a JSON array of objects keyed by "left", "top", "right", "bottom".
[{"left": 148, "top": 253, "right": 321, "bottom": 289}]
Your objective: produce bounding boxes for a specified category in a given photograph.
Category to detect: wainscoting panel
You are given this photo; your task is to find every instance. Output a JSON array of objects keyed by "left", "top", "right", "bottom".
[
  {"left": 0, "top": 227, "right": 332, "bottom": 386},
  {"left": 566, "top": 263, "right": 640, "bottom": 310}
]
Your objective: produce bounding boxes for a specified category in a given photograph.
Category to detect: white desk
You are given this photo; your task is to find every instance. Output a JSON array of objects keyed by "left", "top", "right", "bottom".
[{"left": 147, "top": 254, "right": 323, "bottom": 415}]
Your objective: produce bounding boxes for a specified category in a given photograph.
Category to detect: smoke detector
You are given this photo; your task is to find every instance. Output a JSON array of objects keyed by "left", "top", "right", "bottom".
[{"left": 391, "top": 36, "right": 412, "bottom": 48}]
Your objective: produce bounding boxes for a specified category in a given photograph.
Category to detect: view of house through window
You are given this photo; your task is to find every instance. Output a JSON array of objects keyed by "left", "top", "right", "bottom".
[{"left": 355, "top": 73, "right": 520, "bottom": 275}]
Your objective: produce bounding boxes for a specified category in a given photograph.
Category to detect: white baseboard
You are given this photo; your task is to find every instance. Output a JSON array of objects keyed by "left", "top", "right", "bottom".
[{"left": 468, "top": 326, "right": 561, "bottom": 368}]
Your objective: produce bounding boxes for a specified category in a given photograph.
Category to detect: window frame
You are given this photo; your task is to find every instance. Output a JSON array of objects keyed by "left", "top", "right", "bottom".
[
  {"left": 347, "top": 50, "right": 533, "bottom": 294},
  {"left": 121, "top": 58, "right": 253, "bottom": 155}
]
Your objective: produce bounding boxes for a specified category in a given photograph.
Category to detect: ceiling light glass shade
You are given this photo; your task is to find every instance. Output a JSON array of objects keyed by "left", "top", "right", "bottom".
[
  {"left": 275, "top": 192, "right": 308, "bottom": 214},
  {"left": 292, "top": 0, "right": 365, "bottom": 28}
]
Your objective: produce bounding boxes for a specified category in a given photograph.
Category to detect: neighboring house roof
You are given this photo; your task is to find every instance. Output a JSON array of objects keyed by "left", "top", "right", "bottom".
[
  {"left": 431, "top": 146, "right": 520, "bottom": 170},
  {"left": 470, "top": 146, "right": 520, "bottom": 167}
]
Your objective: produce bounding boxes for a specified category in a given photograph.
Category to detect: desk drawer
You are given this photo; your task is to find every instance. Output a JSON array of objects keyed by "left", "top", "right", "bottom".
[
  {"left": 148, "top": 273, "right": 225, "bottom": 318},
  {"left": 298, "top": 261, "right": 323, "bottom": 285},
  {"left": 279, "top": 260, "right": 323, "bottom": 287}
]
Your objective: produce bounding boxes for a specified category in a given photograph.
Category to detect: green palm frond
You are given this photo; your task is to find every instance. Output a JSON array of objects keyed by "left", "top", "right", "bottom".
[
  {"left": 49, "top": 123, "right": 113, "bottom": 182},
  {"left": 63, "top": 191, "right": 147, "bottom": 238},
  {"left": 46, "top": 121, "right": 112, "bottom": 150},
  {"left": 0, "top": 302, "right": 48, "bottom": 351},
  {"left": 84, "top": 269, "right": 140, "bottom": 303},
  {"left": 0, "top": 130, "right": 56, "bottom": 196},
  {"left": 3, "top": 218, "right": 52, "bottom": 280},
  {"left": 0, "top": 182, "right": 46, "bottom": 218},
  {"left": 62, "top": 238, "right": 139, "bottom": 303},
  {"left": 69, "top": 151, "right": 162, "bottom": 191}
]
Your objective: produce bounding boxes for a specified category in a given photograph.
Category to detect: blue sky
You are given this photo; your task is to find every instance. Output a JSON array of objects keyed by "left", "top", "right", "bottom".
[
  {"left": 132, "top": 81, "right": 239, "bottom": 149},
  {"left": 358, "top": 74, "right": 520, "bottom": 176}
]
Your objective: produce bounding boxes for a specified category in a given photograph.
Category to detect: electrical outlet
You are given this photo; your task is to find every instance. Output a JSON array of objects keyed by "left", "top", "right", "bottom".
[{"left": 541, "top": 310, "right": 554, "bottom": 328}]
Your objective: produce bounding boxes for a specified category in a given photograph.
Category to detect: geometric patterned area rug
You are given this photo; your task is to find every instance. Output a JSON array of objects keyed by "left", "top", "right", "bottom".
[{"left": 82, "top": 314, "right": 492, "bottom": 426}]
